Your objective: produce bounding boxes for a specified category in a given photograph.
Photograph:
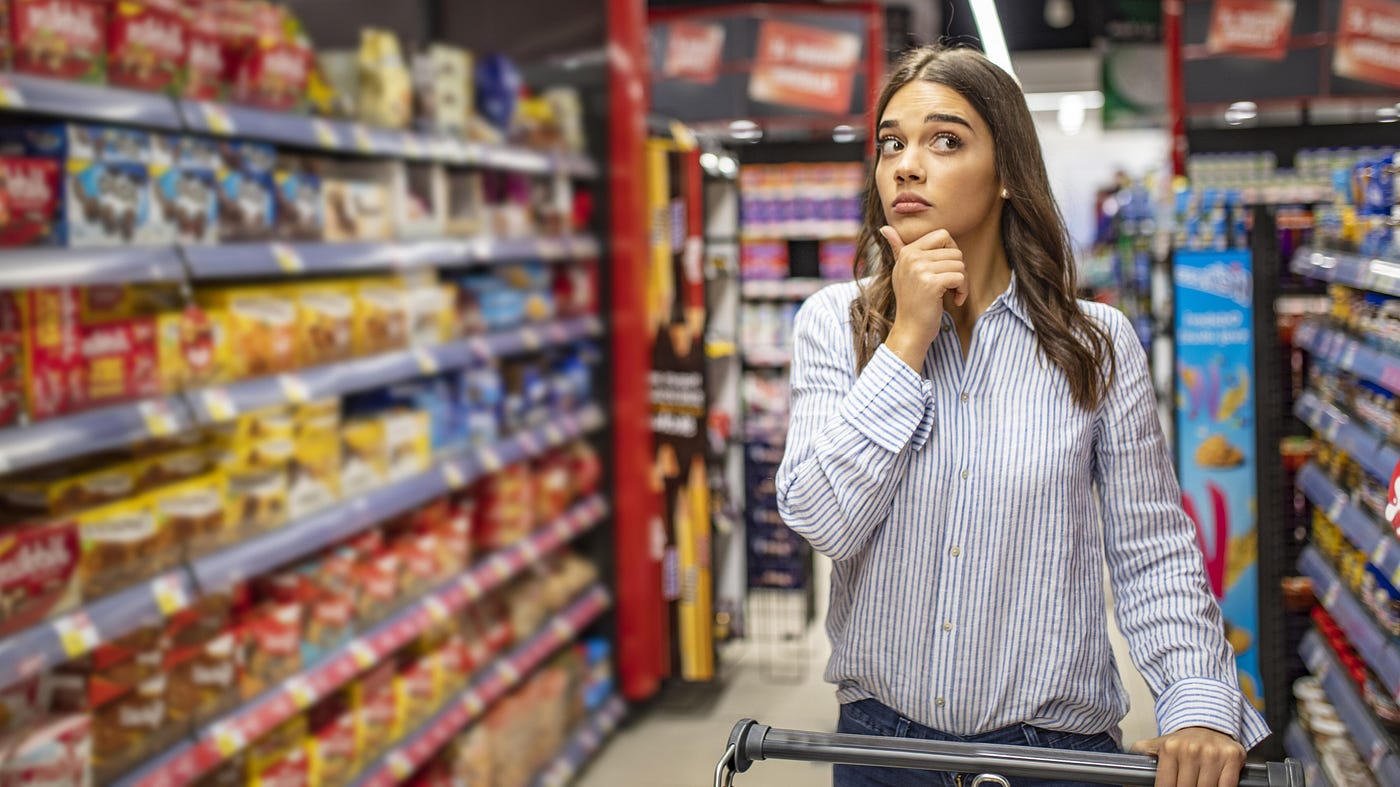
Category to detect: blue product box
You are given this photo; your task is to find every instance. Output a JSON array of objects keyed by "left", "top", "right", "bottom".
[
  {"left": 217, "top": 169, "right": 277, "bottom": 242},
  {"left": 216, "top": 141, "right": 277, "bottom": 174},
  {"left": 154, "top": 164, "right": 219, "bottom": 245},
  {"left": 65, "top": 160, "right": 152, "bottom": 247},
  {"left": 274, "top": 171, "right": 324, "bottom": 242},
  {"left": 0, "top": 123, "right": 154, "bottom": 163}
]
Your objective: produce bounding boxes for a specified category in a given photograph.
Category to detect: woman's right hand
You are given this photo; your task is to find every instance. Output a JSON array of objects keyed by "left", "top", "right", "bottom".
[{"left": 879, "top": 225, "right": 967, "bottom": 370}]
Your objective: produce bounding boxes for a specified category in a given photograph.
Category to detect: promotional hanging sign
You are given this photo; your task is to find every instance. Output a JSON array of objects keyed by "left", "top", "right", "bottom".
[
  {"left": 662, "top": 21, "right": 725, "bottom": 84},
  {"left": 748, "top": 20, "right": 859, "bottom": 114},
  {"left": 1334, "top": 0, "right": 1400, "bottom": 90},
  {"left": 1173, "top": 249, "right": 1265, "bottom": 712},
  {"left": 1206, "top": 0, "right": 1296, "bottom": 60}
]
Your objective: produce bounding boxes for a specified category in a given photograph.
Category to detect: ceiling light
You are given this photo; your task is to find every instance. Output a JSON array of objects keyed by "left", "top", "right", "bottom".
[
  {"left": 718, "top": 156, "right": 738, "bottom": 177},
  {"left": 1225, "top": 101, "right": 1258, "bottom": 125},
  {"left": 1024, "top": 90, "right": 1104, "bottom": 113},
  {"left": 700, "top": 152, "right": 719, "bottom": 172},
  {"left": 968, "top": 0, "right": 1018, "bottom": 81},
  {"left": 728, "top": 120, "right": 758, "bottom": 132},
  {"left": 1378, "top": 107, "right": 1399, "bottom": 124},
  {"left": 1057, "top": 93, "right": 1086, "bottom": 135},
  {"left": 832, "top": 124, "right": 856, "bottom": 143},
  {"left": 1044, "top": 0, "right": 1074, "bottom": 29}
]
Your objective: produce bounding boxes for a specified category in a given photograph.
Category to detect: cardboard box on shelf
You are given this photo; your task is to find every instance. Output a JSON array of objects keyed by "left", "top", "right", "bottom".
[
  {"left": 307, "top": 689, "right": 360, "bottom": 787},
  {"left": 164, "top": 628, "right": 238, "bottom": 726},
  {"left": 0, "top": 520, "right": 81, "bottom": 638},
  {"left": 183, "top": 5, "right": 225, "bottom": 101},
  {"left": 354, "top": 549, "right": 400, "bottom": 627},
  {"left": 149, "top": 473, "right": 225, "bottom": 561},
  {"left": 352, "top": 660, "right": 402, "bottom": 761},
  {"left": 238, "top": 598, "right": 303, "bottom": 700},
  {"left": 444, "top": 170, "right": 484, "bottom": 238},
  {"left": 339, "top": 416, "right": 386, "bottom": 494},
  {"left": 273, "top": 170, "right": 324, "bottom": 242},
  {"left": 291, "top": 284, "right": 354, "bottom": 368},
  {"left": 233, "top": 41, "right": 313, "bottom": 114},
  {"left": 288, "top": 401, "right": 342, "bottom": 521},
  {"left": 412, "top": 44, "right": 472, "bottom": 136},
  {"left": 356, "top": 28, "right": 412, "bottom": 130},
  {"left": 153, "top": 158, "right": 219, "bottom": 246},
  {"left": 394, "top": 162, "right": 447, "bottom": 240},
  {"left": 225, "top": 467, "right": 289, "bottom": 538},
  {"left": 0, "top": 157, "right": 62, "bottom": 247},
  {"left": 246, "top": 718, "right": 311, "bottom": 787},
  {"left": 107, "top": 0, "right": 186, "bottom": 93},
  {"left": 0, "top": 714, "right": 92, "bottom": 787},
  {"left": 86, "top": 671, "right": 174, "bottom": 783},
  {"left": 322, "top": 179, "right": 390, "bottom": 242},
  {"left": 350, "top": 278, "right": 409, "bottom": 357},
  {"left": 10, "top": 0, "right": 106, "bottom": 83},
  {"left": 156, "top": 305, "right": 221, "bottom": 392},
  {"left": 196, "top": 287, "right": 298, "bottom": 381},
  {"left": 0, "top": 456, "right": 140, "bottom": 521},
  {"left": 381, "top": 409, "right": 430, "bottom": 481},
  {"left": 76, "top": 494, "right": 176, "bottom": 601}
]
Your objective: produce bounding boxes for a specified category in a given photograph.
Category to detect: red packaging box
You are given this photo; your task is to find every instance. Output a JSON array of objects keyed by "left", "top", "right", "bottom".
[
  {"left": 10, "top": 0, "right": 106, "bottom": 82},
  {"left": 182, "top": 7, "right": 225, "bottom": 100},
  {"left": 108, "top": 0, "right": 187, "bottom": 93},
  {"left": 0, "top": 520, "right": 81, "bottom": 639},
  {"left": 395, "top": 654, "right": 437, "bottom": 727},
  {"left": 78, "top": 317, "right": 161, "bottom": 407},
  {"left": 238, "top": 600, "right": 303, "bottom": 700},
  {"left": 0, "top": 292, "right": 19, "bottom": 429},
  {"left": 307, "top": 691, "right": 359, "bottom": 787},
  {"left": 473, "top": 464, "right": 533, "bottom": 553},
  {"left": 0, "top": 157, "right": 62, "bottom": 247},
  {"left": 0, "top": 714, "right": 92, "bottom": 787},
  {"left": 355, "top": 551, "right": 400, "bottom": 627},
  {"left": 232, "top": 41, "right": 312, "bottom": 112},
  {"left": 356, "top": 661, "right": 400, "bottom": 762}
]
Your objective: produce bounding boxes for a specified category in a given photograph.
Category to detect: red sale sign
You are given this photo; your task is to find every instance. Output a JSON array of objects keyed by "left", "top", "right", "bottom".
[
  {"left": 1335, "top": 0, "right": 1400, "bottom": 89},
  {"left": 1207, "top": 0, "right": 1296, "bottom": 60},
  {"left": 662, "top": 22, "right": 725, "bottom": 85},
  {"left": 748, "top": 20, "right": 860, "bottom": 114},
  {"left": 1388, "top": 458, "right": 1400, "bottom": 534}
]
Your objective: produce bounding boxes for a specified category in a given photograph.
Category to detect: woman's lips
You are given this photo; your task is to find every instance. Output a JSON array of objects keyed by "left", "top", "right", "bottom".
[{"left": 892, "top": 201, "right": 931, "bottom": 214}]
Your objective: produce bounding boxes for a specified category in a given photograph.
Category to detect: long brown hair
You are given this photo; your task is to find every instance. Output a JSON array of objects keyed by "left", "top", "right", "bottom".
[{"left": 851, "top": 45, "right": 1114, "bottom": 411}]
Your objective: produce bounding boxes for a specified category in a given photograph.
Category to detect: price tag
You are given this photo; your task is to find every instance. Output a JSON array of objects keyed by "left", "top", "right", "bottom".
[
  {"left": 201, "top": 103, "right": 236, "bottom": 135},
  {"left": 551, "top": 617, "right": 572, "bottom": 641},
  {"left": 350, "top": 640, "right": 378, "bottom": 669},
  {"left": 0, "top": 76, "right": 25, "bottom": 108},
  {"left": 1369, "top": 742, "right": 1387, "bottom": 772},
  {"left": 471, "top": 237, "right": 494, "bottom": 260},
  {"left": 442, "top": 462, "right": 466, "bottom": 491},
  {"left": 460, "top": 574, "right": 483, "bottom": 599},
  {"left": 480, "top": 448, "right": 503, "bottom": 473},
  {"left": 139, "top": 400, "right": 180, "bottom": 438},
  {"left": 285, "top": 676, "right": 317, "bottom": 709},
  {"left": 1324, "top": 417, "right": 1341, "bottom": 443},
  {"left": 271, "top": 243, "right": 304, "bottom": 273},
  {"left": 387, "top": 751, "right": 414, "bottom": 780},
  {"left": 311, "top": 119, "right": 339, "bottom": 148},
  {"left": 279, "top": 374, "right": 311, "bottom": 404},
  {"left": 520, "top": 538, "right": 541, "bottom": 563},
  {"left": 464, "top": 691, "right": 485, "bottom": 716},
  {"left": 402, "top": 134, "right": 424, "bottom": 158},
  {"left": 413, "top": 347, "right": 440, "bottom": 375},
  {"left": 538, "top": 238, "right": 565, "bottom": 258},
  {"left": 53, "top": 613, "right": 100, "bottom": 658},
  {"left": 202, "top": 388, "right": 238, "bottom": 422},
  {"left": 1324, "top": 582, "right": 1341, "bottom": 608},
  {"left": 499, "top": 660, "right": 522, "bottom": 685},
  {"left": 424, "top": 596, "right": 451, "bottom": 624},
  {"left": 490, "top": 554, "right": 513, "bottom": 583},
  {"left": 210, "top": 722, "right": 247, "bottom": 757},
  {"left": 1373, "top": 539, "right": 1393, "bottom": 569},
  {"left": 1341, "top": 341, "right": 1359, "bottom": 370},
  {"left": 352, "top": 125, "right": 375, "bottom": 153},
  {"left": 151, "top": 575, "right": 190, "bottom": 615},
  {"left": 1327, "top": 495, "right": 1346, "bottom": 523},
  {"left": 521, "top": 328, "right": 542, "bottom": 351}
]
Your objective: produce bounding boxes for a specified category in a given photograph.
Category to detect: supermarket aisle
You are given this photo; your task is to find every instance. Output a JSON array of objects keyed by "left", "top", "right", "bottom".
[{"left": 579, "top": 567, "right": 1158, "bottom": 787}]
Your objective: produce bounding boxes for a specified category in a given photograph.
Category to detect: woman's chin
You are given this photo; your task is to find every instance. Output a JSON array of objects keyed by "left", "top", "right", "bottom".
[{"left": 886, "top": 213, "right": 941, "bottom": 242}]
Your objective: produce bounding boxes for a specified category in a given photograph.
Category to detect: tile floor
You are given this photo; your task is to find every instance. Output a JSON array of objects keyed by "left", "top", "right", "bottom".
[{"left": 577, "top": 562, "right": 1160, "bottom": 787}]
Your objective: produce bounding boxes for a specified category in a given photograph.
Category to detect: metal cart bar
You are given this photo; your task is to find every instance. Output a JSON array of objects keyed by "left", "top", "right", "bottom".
[{"left": 717, "top": 720, "right": 1304, "bottom": 787}]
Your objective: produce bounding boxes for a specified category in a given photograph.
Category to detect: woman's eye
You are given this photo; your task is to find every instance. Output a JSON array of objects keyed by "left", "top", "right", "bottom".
[
  {"left": 877, "top": 137, "right": 903, "bottom": 156},
  {"left": 931, "top": 133, "right": 962, "bottom": 152}
]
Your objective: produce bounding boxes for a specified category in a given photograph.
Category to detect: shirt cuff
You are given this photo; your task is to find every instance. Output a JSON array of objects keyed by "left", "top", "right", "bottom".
[
  {"left": 840, "top": 344, "right": 936, "bottom": 454},
  {"left": 1155, "top": 677, "right": 1270, "bottom": 749}
]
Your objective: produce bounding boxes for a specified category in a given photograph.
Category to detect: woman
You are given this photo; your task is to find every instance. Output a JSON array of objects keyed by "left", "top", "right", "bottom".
[{"left": 775, "top": 46, "right": 1267, "bottom": 787}]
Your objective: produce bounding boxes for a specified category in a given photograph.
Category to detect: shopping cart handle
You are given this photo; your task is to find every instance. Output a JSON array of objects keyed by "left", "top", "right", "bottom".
[{"left": 719, "top": 720, "right": 1304, "bottom": 787}]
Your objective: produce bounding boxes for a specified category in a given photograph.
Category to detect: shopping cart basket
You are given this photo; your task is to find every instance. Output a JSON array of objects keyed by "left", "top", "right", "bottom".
[{"left": 715, "top": 720, "right": 1304, "bottom": 787}]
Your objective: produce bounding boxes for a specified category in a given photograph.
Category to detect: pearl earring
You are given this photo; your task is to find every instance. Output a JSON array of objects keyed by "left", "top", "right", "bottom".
[{"left": 1001, "top": 188, "right": 1009, "bottom": 199}]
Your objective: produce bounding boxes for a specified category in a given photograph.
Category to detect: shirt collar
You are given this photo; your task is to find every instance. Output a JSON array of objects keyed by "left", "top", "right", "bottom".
[{"left": 991, "top": 273, "right": 1036, "bottom": 331}]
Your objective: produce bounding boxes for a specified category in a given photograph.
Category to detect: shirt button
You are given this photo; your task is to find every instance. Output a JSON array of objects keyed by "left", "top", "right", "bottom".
[
  {"left": 936, "top": 697, "right": 946, "bottom": 707},
  {"left": 960, "top": 392, "right": 969, "bottom": 403},
  {"left": 942, "top": 622, "right": 953, "bottom": 632},
  {"left": 960, "top": 469, "right": 969, "bottom": 480},
  {"left": 950, "top": 546, "right": 961, "bottom": 557}
]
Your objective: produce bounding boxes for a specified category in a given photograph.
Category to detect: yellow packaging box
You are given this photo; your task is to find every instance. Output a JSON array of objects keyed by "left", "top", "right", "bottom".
[
  {"left": 350, "top": 278, "right": 409, "bottom": 357},
  {"left": 149, "top": 473, "right": 227, "bottom": 561},
  {"left": 292, "top": 283, "right": 356, "bottom": 368},
  {"left": 226, "top": 468, "right": 290, "bottom": 537},
  {"left": 289, "top": 401, "right": 342, "bottom": 519},
  {"left": 195, "top": 287, "right": 299, "bottom": 380},
  {"left": 156, "top": 306, "right": 224, "bottom": 393},
  {"left": 213, "top": 405, "right": 297, "bottom": 474},
  {"left": 381, "top": 410, "right": 430, "bottom": 481},
  {"left": 340, "top": 418, "right": 387, "bottom": 492},
  {"left": 0, "top": 457, "right": 140, "bottom": 521},
  {"left": 77, "top": 495, "right": 172, "bottom": 600}
]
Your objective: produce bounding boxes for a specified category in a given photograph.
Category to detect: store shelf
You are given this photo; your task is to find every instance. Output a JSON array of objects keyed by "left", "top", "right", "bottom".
[
  {"left": 742, "top": 346, "right": 792, "bottom": 367},
  {"left": 185, "top": 315, "right": 603, "bottom": 425},
  {"left": 0, "top": 73, "right": 184, "bottom": 129},
  {"left": 1293, "top": 247, "right": 1400, "bottom": 298},
  {"left": 1298, "top": 546, "right": 1400, "bottom": 701},
  {"left": 0, "top": 568, "right": 196, "bottom": 697},
  {"left": 1300, "top": 630, "right": 1400, "bottom": 784},
  {"left": 1295, "top": 320, "right": 1400, "bottom": 397},
  {"left": 1283, "top": 721, "right": 1334, "bottom": 787},
  {"left": 181, "top": 236, "right": 601, "bottom": 279},
  {"left": 741, "top": 278, "right": 829, "bottom": 300},
  {"left": 0, "top": 247, "right": 187, "bottom": 290},
  {"left": 190, "top": 403, "right": 606, "bottom": 591},
  {"left": 351, "top": 584, "right": 612, "bottom": 787},
  {"left": 119, "top": 499, "right": 608, "bottom": 787},
  {"left": 1294, "top": 390, "right": 1400, "bottom": 485},
  {"left": 0, "top": 396, "right": 193, "bottom": 477},
  {"left": 1297, "top": 462, "right": 1399, "bottom": 583},
  {"left": 530, "top": 694, "right": 627, "bottom": 787}
]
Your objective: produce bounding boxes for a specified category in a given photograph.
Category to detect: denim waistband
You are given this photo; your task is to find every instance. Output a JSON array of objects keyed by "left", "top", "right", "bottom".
[{"left": 843, "top": 697, "right": 1112, "bottom": 750}]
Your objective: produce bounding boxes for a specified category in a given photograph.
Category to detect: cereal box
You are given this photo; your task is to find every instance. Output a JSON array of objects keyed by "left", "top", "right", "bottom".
[
  {"left": 195, "top": 287, "right": 297, "bottom": 380},
  {"left": 0, "top": 521, "right": 81, "bottom": 638},
  {"left": 76, "top": 496, "right": 171, "bottom": 600},
  {"left": 107, "top": 0, "right": 186, "bottom": 93},
  {"left": 10, "top": 0, "right": 106, "bottom": 82},
  {"left": 0, "top": 157, "right": 62, "bottom": 247}
]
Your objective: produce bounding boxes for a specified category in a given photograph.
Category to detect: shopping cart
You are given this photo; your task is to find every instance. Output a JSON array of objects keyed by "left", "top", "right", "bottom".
[{"left": 715, "top": 720, "right": 1305, "bottom": 787}]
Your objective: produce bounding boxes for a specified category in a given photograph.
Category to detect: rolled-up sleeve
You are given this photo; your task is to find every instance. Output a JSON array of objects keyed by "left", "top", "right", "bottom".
[
  {"left": 776, "top": 289, "right": 936, "bottom": 562},
  {"left": 1095, "top": 310, "right": 1269, "bottom": 748}
]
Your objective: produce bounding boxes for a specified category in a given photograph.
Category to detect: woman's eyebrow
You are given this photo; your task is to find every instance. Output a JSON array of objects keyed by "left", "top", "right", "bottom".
[{"left": 877, "top": 114, "right": 975, "bottom": 132}]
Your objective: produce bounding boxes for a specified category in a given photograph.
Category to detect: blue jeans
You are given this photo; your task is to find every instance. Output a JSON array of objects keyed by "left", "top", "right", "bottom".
[{"left": 833, "top": 699, "right": 1121, "bottom": 787}]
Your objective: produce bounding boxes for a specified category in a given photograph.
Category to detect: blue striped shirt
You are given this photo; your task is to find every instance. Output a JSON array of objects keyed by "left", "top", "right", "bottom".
[{"left": 776, "top": 277, "right": 1269, "bottom": 747}]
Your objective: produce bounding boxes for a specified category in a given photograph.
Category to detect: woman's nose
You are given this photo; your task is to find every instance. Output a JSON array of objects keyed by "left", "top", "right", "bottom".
[{"left": 894, "top": 151, "right": 923, "bottom": 183}]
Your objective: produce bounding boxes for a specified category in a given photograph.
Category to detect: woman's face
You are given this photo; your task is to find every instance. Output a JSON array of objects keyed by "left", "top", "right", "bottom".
[{"left": 875, "top": 81, "right": 1003, "bottom": 246}]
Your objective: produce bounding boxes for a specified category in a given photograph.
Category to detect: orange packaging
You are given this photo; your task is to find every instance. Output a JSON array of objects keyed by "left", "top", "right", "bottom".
[{"left": 195, "top": 287, "right": 298, "bottom": 381}]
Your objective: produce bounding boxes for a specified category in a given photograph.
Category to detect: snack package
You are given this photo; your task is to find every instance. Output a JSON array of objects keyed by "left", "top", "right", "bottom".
[
  {"left": 153, "top": 138, "right": 219, "bottom": 245},
  {"left": 412, "top": 44, "right": 472, "bottom": 136},
  {"left": 307, "top": 690, "right": 360, "bottom": 787},
  {"left": 149, "top": 473, "right": 225, "bottom": 561},
  {"left": 0, "top": 456, "right": 140, "bottom": 521},
  {"left": 394, "top": 162, "right": 447, "bottom": 240},
  {"left": 164, "top": 628, "right": 238, "bottom": 727},
  {"left": 291, "top": 284, "right": 354, "bottom": 368},
  {"left": 10, "top": 0, "right": 106, "bottom": 82},
  {"left": 350, "top": 278, "right": 409, "bottom": 356},
  {"left": 381, "top": 409, "right": 430, "bottom": 481},
  {"left": 238, "top": 599, "right": 303, "bottom": 700},
  {"left": 357, "top": 28, "right": 412, "bottom": 129},
  {"left": 394, "top": 653, "right": 438, "bottom": 730},
  {"left": 273, "top": 170, "right": 323, "bottom": 241},
  {"left": 0, "top": 714, "right": 92, "bottom": 787},
  {"left": 473, "top": 463, "right": 533, "bottom": 552},
  {"left": 107, "top": 0, "right": 186, "bottom": 92},
  {"left": 352, "top": 661, "right": 401, "bottom": 761},
  {"left": 0, "top": 157, "right": 62, "bottom": 247},
  {"left": 215, "top": 141, "right": 277, "bottom": 242},
  {"left": 183, "top": 5, "right": 225, "bottom": 101},
  {"left": 296, "top": 557, "right": 356, "bottom": 665},
  {"left": 444, "top": 170, "right": 485, "bottom": 238},
  {"left": 0, "top": 520, "right": 81, "bottom": 638},
  {"left": 246, "top": 720, "right": 311, "bottom": 787},
  {"left": 354, "top": 549, "right": 400, "bottom": 627},
  {"left": 157, "top": 305, "right": 221, "bottom": 392},
  {"left": 225, "top": 468, "right": 288, "bottom": 537},
  {"left": 339, "top": 417, "right": 386, "bottom": 493},
  {"left": 322, "top": 179, "right": 390, "bottom": 242},
  {"left": 0, "top": 295, "right": 17, "bottom": 429},
  {"left": 83, "top": 671, "right": 171, "bottom": 783},
  {"left": 76, "top": 495, "right": 174, "bottom": 600},
  {"left": 288, "top": 399, "right": 342, "bottom": 520},
  {"left": 196, "top": 287, "right": 297, "bottom": 381}
]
